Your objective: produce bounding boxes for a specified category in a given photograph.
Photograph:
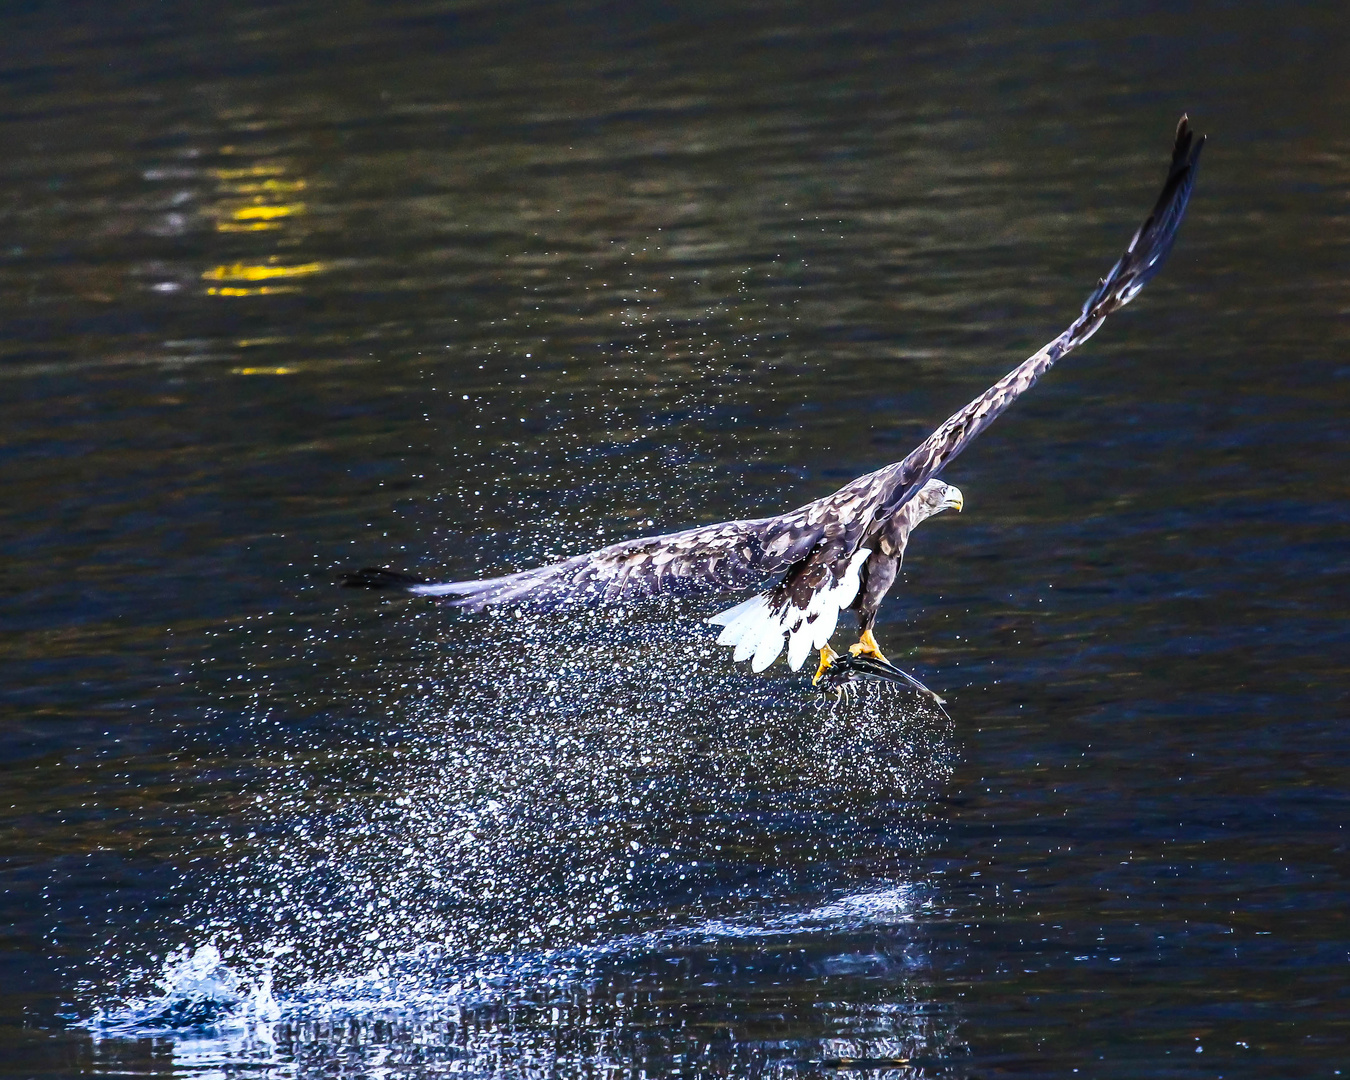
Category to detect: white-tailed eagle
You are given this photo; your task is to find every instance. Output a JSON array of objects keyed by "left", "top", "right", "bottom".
[{"left": 346, "top": 117, "right": 1204, "bottom": 684}]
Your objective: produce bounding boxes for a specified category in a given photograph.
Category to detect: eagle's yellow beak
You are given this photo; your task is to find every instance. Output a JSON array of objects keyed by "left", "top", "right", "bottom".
[{"left": 945, "top": 486, "right": 964, "bottom": 513}]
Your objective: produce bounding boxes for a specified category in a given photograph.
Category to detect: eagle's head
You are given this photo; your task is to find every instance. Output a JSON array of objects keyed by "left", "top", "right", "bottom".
[{"left": 914, "top": 479, "right": 964, "bottom": 521}]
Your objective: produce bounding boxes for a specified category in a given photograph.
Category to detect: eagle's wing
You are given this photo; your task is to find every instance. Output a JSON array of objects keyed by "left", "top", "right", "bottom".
[
  {"left": 861, "top": 115, "right": 1204, "bottom": 525},
  {"left": 343, "top": 474, "right": 881, "bottom": 612}
]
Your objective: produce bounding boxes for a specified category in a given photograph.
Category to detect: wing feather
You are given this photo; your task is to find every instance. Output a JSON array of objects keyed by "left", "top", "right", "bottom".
[
  {"left": 864, "top": 115, "right": 1204, "bottom": 523},
  {"left": 373, "top": 504, "right": 833, "bottom": 612}
]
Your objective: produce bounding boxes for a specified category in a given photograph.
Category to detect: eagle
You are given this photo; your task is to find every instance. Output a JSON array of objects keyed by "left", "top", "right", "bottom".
[{"left": 346, "top": 117, "right": 1204, "bottom": 686}]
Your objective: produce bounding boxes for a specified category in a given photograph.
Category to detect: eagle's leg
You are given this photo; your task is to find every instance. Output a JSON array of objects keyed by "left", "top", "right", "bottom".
[
  {"left": 812, "top": 644, "right": 839, "bottom": 685},
  {"left": 849, "top": 627, "right": 888, "bottom": 662},
  {"left": 848, "top": 558, "right": 893, "bottom": 663},
  {"left": 848, "top": 626, "right": 889, "bottom": 664}
]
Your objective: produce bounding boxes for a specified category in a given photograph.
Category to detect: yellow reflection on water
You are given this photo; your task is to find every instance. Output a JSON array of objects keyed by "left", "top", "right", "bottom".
[
  {"left": 231, "top": 204, "right": 305, "bottom": 222},
  {"left": 203, "top": 159, "right": 322, "bottom": 287},
  {"left": 203, "top": 261, "right": 326, "bottom": 282},
  {"left": 209, "top": 163, "right": 310, "bottom": 234},
  {"left": 217, "top": 221, "right": 284, "bottom": 233},
  {"left": 227, "top": 178, "right": 307, "bottom": 194},
  {"left": 206, "top": 285, "right": 297, "bottom": 297}
]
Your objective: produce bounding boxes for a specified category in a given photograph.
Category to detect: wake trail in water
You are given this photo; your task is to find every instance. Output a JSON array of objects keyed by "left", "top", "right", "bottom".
[{"left": 89, "top": 882, "right": 921, "bottom": 1036}]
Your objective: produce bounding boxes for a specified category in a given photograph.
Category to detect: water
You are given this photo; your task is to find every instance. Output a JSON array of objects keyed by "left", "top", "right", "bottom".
[{"left": 2, "top": 0, "right": 1347, "bottom": 1076}]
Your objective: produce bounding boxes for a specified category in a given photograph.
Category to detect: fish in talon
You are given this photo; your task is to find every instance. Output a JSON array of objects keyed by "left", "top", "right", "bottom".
[{"left": 814, "top": 651, "right": 951, "bottom": 718}]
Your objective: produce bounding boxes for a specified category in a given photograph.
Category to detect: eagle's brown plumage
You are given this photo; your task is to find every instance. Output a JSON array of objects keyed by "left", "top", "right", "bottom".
[{"left": 345, "top": 117, "right": 1204, "bottom": 673}]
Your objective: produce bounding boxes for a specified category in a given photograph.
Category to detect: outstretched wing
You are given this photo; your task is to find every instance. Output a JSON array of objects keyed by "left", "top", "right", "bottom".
[
  {"left": 342, "top": 475, "right": 883, "bottom": 612},
  {"left": 861, "top": 115, "right": 1204, "bottom": 525}
]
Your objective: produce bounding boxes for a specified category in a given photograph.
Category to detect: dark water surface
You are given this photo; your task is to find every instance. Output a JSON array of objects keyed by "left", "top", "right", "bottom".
[{"left": 2, "top": 1, "right": 1348, "bottom": 1076}]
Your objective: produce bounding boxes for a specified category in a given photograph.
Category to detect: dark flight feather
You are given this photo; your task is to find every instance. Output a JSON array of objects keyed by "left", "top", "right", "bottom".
[
  {"left": 866, "top": 115, "right": 1203, "bottom": 524},
  {"left": 340, "top": 567, "right": 430, "bottom": 589}
]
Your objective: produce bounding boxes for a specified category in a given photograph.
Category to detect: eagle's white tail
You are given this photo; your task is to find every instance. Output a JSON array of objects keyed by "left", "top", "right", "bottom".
[{"left": 706, "top": 549, "right": 869, "bottom": 672}]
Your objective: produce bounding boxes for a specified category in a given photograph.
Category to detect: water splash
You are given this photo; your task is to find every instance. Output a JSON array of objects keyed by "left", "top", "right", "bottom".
[
  {"left": 166, "top": 607, "right": 952, "bottom": 976},
  {"left": 85, "top": 596, "right": 958, "bottom": 1074},
  {"left": 87, "top": 944, "right": 284, "bottom": 1076},
  {"left": 87, "top": 883, "right": 959, "bottom": 1076}
]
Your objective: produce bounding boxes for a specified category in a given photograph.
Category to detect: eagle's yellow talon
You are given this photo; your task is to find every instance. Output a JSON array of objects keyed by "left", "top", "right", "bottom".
[
  {"left": 812, "top": 644, "right": 839, "bottom": 685},
  {"left": 848, "top": 628, "right": 888, "bottom": 663}
]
